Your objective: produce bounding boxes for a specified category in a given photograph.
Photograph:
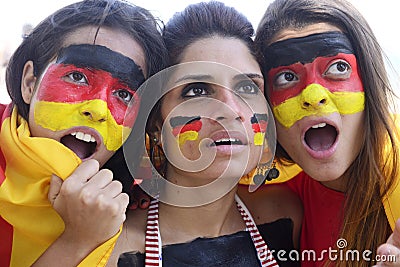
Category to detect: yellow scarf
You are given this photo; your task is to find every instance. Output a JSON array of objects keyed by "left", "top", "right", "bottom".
[{"left": 0, "top": 107, "right": 119, "bottom": 266}]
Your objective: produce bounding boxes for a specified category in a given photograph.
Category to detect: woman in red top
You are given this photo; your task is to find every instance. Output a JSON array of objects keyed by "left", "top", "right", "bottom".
[{"left": 255, "top": 0, "right": 400, "bottom": 266}]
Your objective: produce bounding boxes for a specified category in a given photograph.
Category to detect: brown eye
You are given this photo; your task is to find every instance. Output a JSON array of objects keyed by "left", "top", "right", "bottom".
[
  {"left": 274, "top": 70, "right": 299, "bottom": 89},
  {"left": 284, "top": 73, "right": 295, "bottom": 81},
  {"left": 181, "top": 83, "right": 210, "bottom": 97},
  {"left": 324, "top": 60, "right": 351, "bottom": 80},
  {"left": 336, "top": 62, "right": 348, "bottom": 72},
  {"left": 114, "top": 89, "right": 133, "bottom": 104},
  {"left": 192, "top": 87, "right": 204, "bottom": 95},
  {"left": 236, "top": 81, "right": 259, "bottom": 95},
  {"left": 67, "top": 71, "right": 87, "bottom": 84}
]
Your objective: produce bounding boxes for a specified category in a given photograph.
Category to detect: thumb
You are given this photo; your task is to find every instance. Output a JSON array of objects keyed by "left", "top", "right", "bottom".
[{"left": 48, "top": 174, "right": 63, "bottom": 205}]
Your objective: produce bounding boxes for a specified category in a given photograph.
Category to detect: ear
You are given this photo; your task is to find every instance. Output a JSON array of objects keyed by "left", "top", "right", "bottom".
[{"left": 21, "top": 61, "right": 37, "bottom": 104}]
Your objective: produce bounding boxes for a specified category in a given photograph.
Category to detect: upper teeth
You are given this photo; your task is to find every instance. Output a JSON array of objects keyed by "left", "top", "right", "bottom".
[
  {"left": 71, "top": 132, "right": 96, "bottom": 142},
  {"left": 311, "top": 123, "right": 327, "bottom": 129},
  {"left": 215, "top": 138, "right": 239, "bottom": 143}
]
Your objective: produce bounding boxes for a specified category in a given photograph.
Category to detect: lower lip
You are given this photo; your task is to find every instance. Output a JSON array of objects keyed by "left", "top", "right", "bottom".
[{"left": 212, "top": 144, "right": 247, "bottom": 155}]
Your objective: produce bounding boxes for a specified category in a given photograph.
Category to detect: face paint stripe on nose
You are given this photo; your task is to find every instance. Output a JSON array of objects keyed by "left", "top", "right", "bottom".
[{"left": 273, "top": 85, "right": 365, "bottom": 128}]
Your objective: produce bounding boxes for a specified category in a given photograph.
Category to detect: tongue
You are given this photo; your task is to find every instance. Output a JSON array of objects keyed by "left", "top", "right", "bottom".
[
  {"left": 60, "top": 135, "right": 96, "bottom": 159},
  {"left": 305, "top": 125, "right": 337, "bottom": 151}
]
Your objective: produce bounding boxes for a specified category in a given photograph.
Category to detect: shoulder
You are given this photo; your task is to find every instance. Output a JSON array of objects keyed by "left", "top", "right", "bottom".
[
  {"left": 237, "top": 183, "right": 303, "bottom": 247},
  {"left": 238, "top": 184, "right": 301, "bottom": 223},
  {"left": 107, "top": 208, "right": 147, "bottom": 266}
]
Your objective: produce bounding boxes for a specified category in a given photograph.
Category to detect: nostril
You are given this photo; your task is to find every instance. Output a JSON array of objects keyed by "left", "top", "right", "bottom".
[
  {"left": 303, "top": 102, "right": 310, "bottom": 108},
  {"left": 83, "top": 111, "right": 91, "bottom": 116},
  {"left": 320, "top": 99, "right": 326, "bottom": 105},
  {"left": 98, "top": 118, "right": 106, "bottom": 122}
]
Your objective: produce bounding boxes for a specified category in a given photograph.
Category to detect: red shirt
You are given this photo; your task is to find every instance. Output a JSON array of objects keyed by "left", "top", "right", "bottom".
[{"left": 286, "top": 171, "right": 345, "bottom": 266}]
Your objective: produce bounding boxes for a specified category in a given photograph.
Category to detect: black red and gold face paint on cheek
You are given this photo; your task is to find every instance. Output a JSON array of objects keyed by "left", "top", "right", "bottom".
[
  {"left": 37, "top": 64, "right": 138, "bottom": 126},
  {"left": 169, "top": 116, "right": 202, "bottom": 146},
  {"left": 36, "top": 44, "right": 145, "bottom": 126},
  {"left": 251, "top": 113, "right": 268, "bottom": 146}
]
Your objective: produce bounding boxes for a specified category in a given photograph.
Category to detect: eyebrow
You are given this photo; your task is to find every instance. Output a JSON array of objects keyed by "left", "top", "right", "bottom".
[
  {"left": 175, "top": 74, "right": 214, "bottom": 83},
  {"left": 175, "top": 73, "right": 263, "bottom": 83},
  {"left": 233, "top": 73, "right": 263, "bottom": 81}
]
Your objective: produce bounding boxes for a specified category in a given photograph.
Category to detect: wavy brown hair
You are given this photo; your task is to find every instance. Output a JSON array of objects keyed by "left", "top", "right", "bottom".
[{"left": 254, "top": 0, "right": 399, "bottom": 266}]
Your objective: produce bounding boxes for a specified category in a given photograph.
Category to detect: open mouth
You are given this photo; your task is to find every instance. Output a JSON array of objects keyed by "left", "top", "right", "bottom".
[
  {"left": 304, "top": 122, "right": 338, "bottom": 151},
  {"left": 211, "top": 138, "right": 243, "bottom": 146},
  {"left": 60, "top": 131, "right": 98, "bottom": 160}
]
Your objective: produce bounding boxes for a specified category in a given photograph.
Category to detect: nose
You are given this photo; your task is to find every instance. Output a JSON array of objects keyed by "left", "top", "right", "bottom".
[
  {"left": 211, "top": 89, "right": 245, "bottom": 122},
  {"left": 80, "top": 100, "right": 108, "bottom": 122},
  {"left": 301, "top": 84, "right": 329, "bottom": 110}
]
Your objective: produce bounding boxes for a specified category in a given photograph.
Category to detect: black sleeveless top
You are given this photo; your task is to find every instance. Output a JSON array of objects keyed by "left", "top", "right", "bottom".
[{"left": 118, "top": 218, "right": 299, "bottom": 266}]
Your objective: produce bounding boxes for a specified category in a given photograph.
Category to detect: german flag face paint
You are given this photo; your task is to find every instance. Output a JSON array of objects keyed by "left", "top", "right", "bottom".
[
  {"left": 251, "top": 113, "right": 268, "bottom": 146},
  {"left": 33, "top": 44, "right": 145, "bottom": 151},
  {"left": 170, "top": 116, "right": 202, "bottom": 146},
  {"left": 263, "top": 32, "right": 365, "bottom": 128}
]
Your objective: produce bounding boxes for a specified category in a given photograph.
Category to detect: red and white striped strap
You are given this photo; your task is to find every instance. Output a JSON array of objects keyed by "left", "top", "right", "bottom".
[
  {"left": 145, "top": 198, "right": 162, "bottom": 267},
  {"left": 144, "top": 196, "right": 279, "bottom": 267},
  {"left": 235, "top": 195, "right": 279, "bottom": 267}
]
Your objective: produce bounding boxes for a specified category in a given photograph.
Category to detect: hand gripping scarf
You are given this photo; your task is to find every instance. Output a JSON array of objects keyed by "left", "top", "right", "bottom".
[{"left": 0, "top": 105, "right": 120, "bottom": 266}]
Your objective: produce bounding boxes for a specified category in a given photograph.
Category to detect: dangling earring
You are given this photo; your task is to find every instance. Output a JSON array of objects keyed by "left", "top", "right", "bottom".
[
  {"left": 252, "top": 160, "right": 280, "bottom": 185},
  {"left": 253, "top": 163, "right": 269, "bottom": 185},
  {"left": 149, "top": 134, "right": 166, "bottom": 176},
  {"left": 266, "top": 160, "right": 280, "bottom": 181}
]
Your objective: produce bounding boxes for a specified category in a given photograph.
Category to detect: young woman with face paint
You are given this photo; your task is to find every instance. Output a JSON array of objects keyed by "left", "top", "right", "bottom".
[
  {"left": 107, "top": 2, "right": 302, "bottom": 266},
  {"left": 0, "top": 0, "right": 167, "bottom": 266},
  {"left": 254, "top": 0, "right": 400, "bottom": 266}
]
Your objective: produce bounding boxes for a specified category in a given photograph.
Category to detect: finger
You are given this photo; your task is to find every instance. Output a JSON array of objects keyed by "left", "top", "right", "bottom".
[
  {"left": 68, "top": 159, "right": 100, "bottom": 183},
  {"left": 129, "top": 199, "right": 139, "bottom": 210},
  {"left": 97, "top": 192, "right": 129, "bottom": 217},
  {"left": 377, "top": 244, "right": 400, "bottom": 266},
  {"left": 139, "top": 198, "right": 150, "bottom": 209},
  {"left": 101, "top": 180, "right": 124, "bottom": 199},
  {"left": 85, "top": 169, "right": 114, "bottom": 190},
  {"left": 48, "top": 174, "right": 63, "bottom": 205},
  {"left": 78, "top": 170, "right": 116, "bottom": 205},
  {"left": 116, "top": 192, "right": 130, "bottom": 214},
  {"left": 132, "top": 185, "right": 150, "bottom": 209}
]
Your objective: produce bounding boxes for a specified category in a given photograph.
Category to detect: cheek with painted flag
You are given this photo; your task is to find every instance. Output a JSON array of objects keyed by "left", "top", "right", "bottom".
[
  {"left": 251, "top": 113, "right": 268, "bottom": 146},
  {"left": 170, "top": 116, "right": 202, "bottom": 146}
]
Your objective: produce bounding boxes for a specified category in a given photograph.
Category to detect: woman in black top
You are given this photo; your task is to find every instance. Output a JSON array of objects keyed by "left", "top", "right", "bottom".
[{"left": 108, "top": 2, "right": 302, "bottom": 266}]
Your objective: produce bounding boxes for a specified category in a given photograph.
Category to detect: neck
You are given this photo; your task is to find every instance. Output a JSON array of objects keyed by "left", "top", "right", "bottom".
[
  {"left": 320, "top": 174, "right": 347, "bottom": 192},
  {"left": 158, "top": 186, "right": 245, "bottom": 245}
]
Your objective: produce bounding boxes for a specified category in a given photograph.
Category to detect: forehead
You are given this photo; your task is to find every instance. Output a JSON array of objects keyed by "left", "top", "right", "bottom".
[
  {"left": 62, "top": 26, "right": 147, "bottom": 77},
  {"left": 179, "top": 37, "right": 261, "bottom": 76},
  {"left": 263, "top": 31, "right": 354, "bottom": 72},
  {"left": 271, "top": 23, "right": 342, "bottom": 43}
]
